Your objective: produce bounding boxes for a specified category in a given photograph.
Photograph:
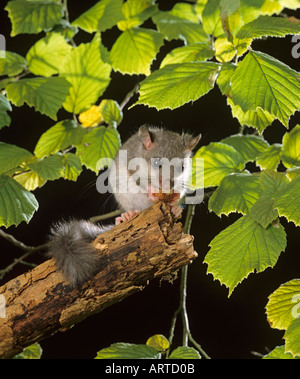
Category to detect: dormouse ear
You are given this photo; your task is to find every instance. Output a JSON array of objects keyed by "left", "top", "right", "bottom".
[
  {"left": 139, "top": 125, "right": 154, "bottom": 150},
  {"left": 184, "top": 134, "right": 201, "bottom": 152}
]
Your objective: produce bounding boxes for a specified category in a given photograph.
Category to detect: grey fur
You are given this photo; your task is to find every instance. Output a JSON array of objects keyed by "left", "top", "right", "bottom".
[
  {"left": 48, "top": 220, "right": 113, "bottom": 287},
  {"left": 49, "top": 126, "right": 201, "bottom": 286},
  {"left": 109, "top": 125, "right": 201, "bottom": 212}
]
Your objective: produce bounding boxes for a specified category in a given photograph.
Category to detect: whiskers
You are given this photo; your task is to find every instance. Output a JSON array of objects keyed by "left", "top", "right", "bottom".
[{"left": 76, "top": 178, "right": 97, "bottom": 201}]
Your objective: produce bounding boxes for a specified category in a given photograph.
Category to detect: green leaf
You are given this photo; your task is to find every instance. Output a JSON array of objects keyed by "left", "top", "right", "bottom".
[
  {"left": 208, "top": 173, "right": 261, "bottom": 216},
  {"left": 282, "top": 125, "right": 300, "bottom": 168},
  {"left": 0, "top": 51, "right": 27, "bottom": 77},
  {"left": 286, "top": 166, "right": 300, "bottom": 180},
  {"left": 250, "top": 194, "right": 279, "bottom": 229},
  {"left": 146, "top": 334, "right": 170, "bottom": 352},
  {"left": 169, "top": 346, "right": 201, "bottom": 359},
  {"left": 215, "top": 36, "right": 252, "bottom": 62},
  {"left": 284, "top": 317, "right": 300, "bottom": 357},
  {"left": 214, "top": 37, "right": 238, "bottom": 63},
  {"left": 189, "top": 154, "right": 204, "bottom": 190},
  {"left": 228, "top": 100, "right": 276, "bottom": 133},
  {"left": 263, "top": 345, "right": 296, "bottom": 359},
  {"left": 216, "top": 62, "right": 236, "bottom": 96},
  {"left": 152, "top": 11, "right": 208, "bottom": 45},
  {"left": 201, "top": 0, "right": 224, "bottom": 37},
  {"left": 14, "top": 171, "right": 46, "bottom": 191},
  {"left": 231, "top": 50, "right": 300, "bottom": 128},
  {"left": 5, "top": 0, "right": 64, "bottom": 36},
  {"left": 256, "top": 144, "right": 282, "bottom": 170},
  {"left": 60, "top": 153, "right": 82, "bottom": 181},
  {"left": 60, "top": 34, "right": 111, "bottom": 114},
  {"left": 14, "top": 343, "right": 43, "bottom": 359},
  {"left": 160, "top": 43, "right": 214, "bottom": 68},
  {"left": 236, "top": 15, "right": 300, "bottom": 40},
  {"left": 259, "top": 170, "right": 289, "bottom": 194},
  {"left": 274, "top": 174, "right": 300, "bottom": 226},
  {"left": 279, "top": 0, "right": 300, "bottom": 10},
  {"left": 95, "top": 342, "right": 161, "bottom": 359},
  {"left": 34, "top": 120, "right": 86, "bottom": 158},
  {"left": 220, "top": 0, "right": 240, "bottom": 18},
  {"left": 205, "top": 215, "right": 287, "bottom": 295},
  {"left": 51, "top": 19, "right": 78, "bottom": 41},
  {"left": 26, "top": 33, "right": 72, "bottom": 77},
  {"left": 0, "top": 94, "right": 12, "bottom": 130},
  {"left": 99, "top": 99, "right": 123, "bottom": 127},
  {"left": 117, "top": 0, "right": 158, "bottom": 30},
  {"left": 6, "top": 77, "right": 71, "bottom": 120},
  {"left": 75, "top": 126, "right": 120, "bottom": 173},
  {"left": 110, "top": 28, "right": 164, "bottom": 75},
  {"left": 121, "top": 0, "right": 155, "bottom": 19},
  {"left": 135, "top": 62, "right": 220, "bottom": 110},
  {"left": 193, "top": 142, "right": 244, "bottom": 187},
  {"left": 225, "top": 10, "right": 245, "bottom": 39},
  {"left": 266, "top": 279, "right": 300, "bottom": 330},
  {"left": 0, "top": 175, "right": 39, "bottom": 227},
  {"left": 221, "top": 134, "right": 269, "bottom": 162},
  {"left": 27, "top": 155, "right": 65, "bottom": 181},
  {"left": 237, "top": 0, "right": 266, "bottom": 24},
  {"left": 169, "top": 3, "right": 199, "bottom": 23},
  {"left": 250, "top": 170, "right": 289, "bottom": 228},
  {"left": 0, "top": 142, "right": 33, "bottom": 175},
  {"left": 72, "top": 0, "right": 123, "bottom": 33}
]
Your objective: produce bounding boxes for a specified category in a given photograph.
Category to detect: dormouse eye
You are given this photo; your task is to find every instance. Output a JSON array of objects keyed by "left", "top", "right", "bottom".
[{"left": 151, "top": 158, "right": 161, "bottom": 169}]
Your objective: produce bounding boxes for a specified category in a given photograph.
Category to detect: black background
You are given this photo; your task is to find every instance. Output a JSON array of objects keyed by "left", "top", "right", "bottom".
[{"left": 0, "top": 0, "right": 300, "bottom": 359}]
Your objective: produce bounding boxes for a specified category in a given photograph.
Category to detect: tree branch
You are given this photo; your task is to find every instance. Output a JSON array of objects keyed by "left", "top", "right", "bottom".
[{"left": 0, "top": 203, "right": 197, "bottom": 359}]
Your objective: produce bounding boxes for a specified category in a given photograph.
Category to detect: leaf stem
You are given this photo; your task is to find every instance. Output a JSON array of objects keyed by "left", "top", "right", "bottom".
[{"left": 120, "top": 83, "right": 140, "bottom": 110}]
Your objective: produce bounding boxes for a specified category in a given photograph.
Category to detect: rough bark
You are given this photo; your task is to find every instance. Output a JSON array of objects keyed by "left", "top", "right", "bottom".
[{"left": 0, "top": 203, "right": 197, "bottom": 359}]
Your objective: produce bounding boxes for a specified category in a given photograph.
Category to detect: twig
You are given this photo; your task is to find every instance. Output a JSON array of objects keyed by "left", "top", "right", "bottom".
[
  {"left": 120, "top": 83, "right": 140, "bottom": 110},
  {"left": 0, "top": 251, "right": 32, "bottom": 280},
  {"left": 0, "top": 229, "right": 48, "bottom": 280},
  {"left": 168, "top": 205, "right": 211, "bottom": 359},
  {"left": 188, "top": 332, "right": 210, "bottom": 359},
  {"left": 251, "top": 350, "right": 264, "bottom": 358},
  {"left": 0, "top": 246, "right": 47, "bottom": 280},
  {"left": 89, "top": 209, "right": 122, "bottom": 223},
  {"left": 0, "top": 229, "right": 47, "bottom": 252},
  {"left": 0, "top": 229, "right": 30, "bottom": 251},
  {"left": 180, "top": 264, "right": 189, "bottom": 347}
]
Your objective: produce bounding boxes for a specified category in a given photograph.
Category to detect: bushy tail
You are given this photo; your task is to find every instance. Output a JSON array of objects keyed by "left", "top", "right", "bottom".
[{"left": 48, "top": 220, "right": 112, "bottom": 287}]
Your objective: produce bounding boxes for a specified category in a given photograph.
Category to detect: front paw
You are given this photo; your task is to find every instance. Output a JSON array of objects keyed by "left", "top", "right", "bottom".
[
  {"left": 170, "top": 205, "right": 182, "bottom": 219},
  {"left": 115, "top": 209, "right": 139, "bottom": 225}
]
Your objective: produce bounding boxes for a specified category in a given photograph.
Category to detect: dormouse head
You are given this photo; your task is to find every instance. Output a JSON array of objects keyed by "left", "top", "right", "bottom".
[{"left": 138, "top": 125, "right": 201, "bottom": 199}]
